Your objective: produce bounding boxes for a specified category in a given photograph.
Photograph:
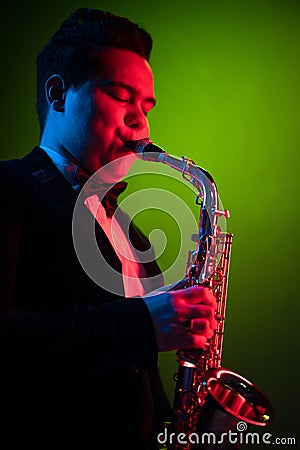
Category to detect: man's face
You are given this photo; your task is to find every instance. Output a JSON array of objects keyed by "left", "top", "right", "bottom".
[{"left": 61, "top": 48, "right": 156, "bottom": 178}]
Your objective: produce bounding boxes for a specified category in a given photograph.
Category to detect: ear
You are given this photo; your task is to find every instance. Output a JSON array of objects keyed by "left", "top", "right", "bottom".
[{"left": 45, "top": 74, "right": 66, "bottom": 112}]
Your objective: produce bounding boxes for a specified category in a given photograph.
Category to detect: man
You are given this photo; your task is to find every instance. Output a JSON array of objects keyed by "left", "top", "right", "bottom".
[{"left": 0, "top": 8, "right": 216, "bottom": 449}]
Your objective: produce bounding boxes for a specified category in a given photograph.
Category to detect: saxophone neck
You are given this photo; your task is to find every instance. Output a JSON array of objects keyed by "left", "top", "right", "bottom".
[{"left": 125, "top": 138, "right": 223, "bottom": 221}]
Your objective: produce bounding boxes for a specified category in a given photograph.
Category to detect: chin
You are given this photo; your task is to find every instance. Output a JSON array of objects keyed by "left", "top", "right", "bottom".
[{"left": 95, "top": 153, "right": 137, "bottom": 184}]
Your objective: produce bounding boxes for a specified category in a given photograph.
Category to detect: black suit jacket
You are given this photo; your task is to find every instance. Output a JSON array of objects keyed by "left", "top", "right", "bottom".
[{"left": 0, "top": 147, "right": 170, "bottom": 449}]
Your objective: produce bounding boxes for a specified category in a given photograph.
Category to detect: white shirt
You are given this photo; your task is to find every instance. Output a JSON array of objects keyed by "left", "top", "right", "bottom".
[{"left": 40, "top": 146, "right": 146, "bottom": 297}]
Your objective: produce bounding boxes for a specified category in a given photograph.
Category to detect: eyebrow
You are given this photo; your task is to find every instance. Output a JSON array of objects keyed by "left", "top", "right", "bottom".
[{"left": 101, "top": 80, "right": 157, "bottom": 107}]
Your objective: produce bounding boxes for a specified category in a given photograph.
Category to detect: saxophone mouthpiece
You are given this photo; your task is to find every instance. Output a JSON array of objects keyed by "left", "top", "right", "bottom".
[{"left": 125, "top": 139, "right": 165, "bottom": 161}]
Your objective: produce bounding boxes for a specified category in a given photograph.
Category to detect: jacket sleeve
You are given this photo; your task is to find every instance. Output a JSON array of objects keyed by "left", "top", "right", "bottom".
[{"left": 0, "top": 299, "right": 158, "bottom": 373}]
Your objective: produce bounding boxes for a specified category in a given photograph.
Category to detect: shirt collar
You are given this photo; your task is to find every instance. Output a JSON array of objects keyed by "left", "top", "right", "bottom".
[
  {"left": 39, "top": 145, "right": 81, "bottom": 191},
  {"left": 39, "top": 146, "right": 128, "bottom": 210}
]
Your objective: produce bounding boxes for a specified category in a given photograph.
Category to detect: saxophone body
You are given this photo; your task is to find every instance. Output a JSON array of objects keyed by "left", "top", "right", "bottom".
[{"left": 125, "top": 139, "right": 274, "bottom": 450}]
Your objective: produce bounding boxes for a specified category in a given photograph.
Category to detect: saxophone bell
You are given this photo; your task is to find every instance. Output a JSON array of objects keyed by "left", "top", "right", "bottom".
[{"left": 200, "top": 368, "right": 273, "bottom": 427}]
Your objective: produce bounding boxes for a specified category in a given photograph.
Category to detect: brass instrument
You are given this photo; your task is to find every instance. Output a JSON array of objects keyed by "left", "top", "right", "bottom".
[{"left": 126, "top": 139, "right": 274, "bottom": 450}]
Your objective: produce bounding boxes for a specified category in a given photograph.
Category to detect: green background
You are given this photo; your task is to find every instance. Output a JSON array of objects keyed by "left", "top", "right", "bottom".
[{"left": 1, "top": 0, "right": 299, "bottom": 445}]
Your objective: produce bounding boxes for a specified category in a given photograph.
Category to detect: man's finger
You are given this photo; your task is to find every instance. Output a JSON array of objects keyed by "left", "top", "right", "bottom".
[
  {"left": 177, "top": 333, "right": 208, "bottom": 349},
  {"left": 175, "top": 286, "right": 216, "bottom": 307},
  {"left": 189, "top": 318, "right": 216, "bottom": 338},
  {"left": 185, "top": 304, "right": 216, "bottom": 321}
]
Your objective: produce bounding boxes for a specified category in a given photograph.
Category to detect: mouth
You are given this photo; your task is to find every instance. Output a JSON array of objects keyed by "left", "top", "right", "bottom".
[
  {"left": 118, "top": 141, "right": 138, "bottom": 159},
  {"left": 110, "top": 138, "right": 138, "bottom": 163},
  {"left": 118, "top": 133, "right": 149, "bottom": 150},
  {"left": 124, "top": 138, "right": 150, "bottom": 153}
]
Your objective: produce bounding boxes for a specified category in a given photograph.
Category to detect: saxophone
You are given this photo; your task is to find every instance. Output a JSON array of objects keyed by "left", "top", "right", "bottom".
[{"left": 126, "top": 139, "right": 274, "bottom": 450}]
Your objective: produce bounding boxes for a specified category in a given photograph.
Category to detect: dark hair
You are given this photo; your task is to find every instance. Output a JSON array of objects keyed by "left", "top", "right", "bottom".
[{"left": 36, "top": 8, "right": 153, "bottom": 131}]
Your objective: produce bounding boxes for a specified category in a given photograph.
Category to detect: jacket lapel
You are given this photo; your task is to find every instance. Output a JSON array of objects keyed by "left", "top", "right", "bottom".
[
  {"left": 22, "top": 147, "right": 78, "bottom": 218},
  {"left": 22, "top": 147, "right": 124, "bottom": 292}
]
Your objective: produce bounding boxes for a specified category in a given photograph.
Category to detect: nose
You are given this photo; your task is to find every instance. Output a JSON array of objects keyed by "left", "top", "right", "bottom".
[{"left": 124, "top": 108, "right": 148, "bottom": 133}]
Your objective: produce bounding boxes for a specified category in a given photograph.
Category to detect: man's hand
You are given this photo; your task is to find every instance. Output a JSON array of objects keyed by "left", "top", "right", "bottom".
[{"left": 143, "top": 286, "right": 217, "bottom": 352}]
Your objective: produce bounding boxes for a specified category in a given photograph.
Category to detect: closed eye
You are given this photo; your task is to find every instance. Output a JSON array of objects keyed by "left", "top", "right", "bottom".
[
  {"left": 108, "top": 92, "right": 129, "bottom": 103},
  {"left": 142, "top": 102, "right": 155, "bottom": 117},
  {"left": 108, "top": 92, "right": 150, "bottom": 116}
]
